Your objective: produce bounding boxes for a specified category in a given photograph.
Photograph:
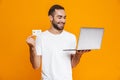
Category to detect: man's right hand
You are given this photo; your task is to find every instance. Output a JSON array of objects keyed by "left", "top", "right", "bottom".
[
  {"left": 26, "top": 35, "right": 36, "bottom": 47},
  {"left": 26, "top": 35, "right": 41, "bottom": 69}
]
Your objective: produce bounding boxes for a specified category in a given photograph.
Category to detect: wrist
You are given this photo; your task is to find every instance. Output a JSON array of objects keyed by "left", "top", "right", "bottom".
[
  {"left": 76, "top": 52, "right": 83, "bottom": 57},
  {"left": 29, "top": 43, "right": 35, "bottom": 48}
]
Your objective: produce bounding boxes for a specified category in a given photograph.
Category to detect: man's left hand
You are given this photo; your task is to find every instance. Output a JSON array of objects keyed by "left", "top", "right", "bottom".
[{"left": 76, "top": 50, "right": 91, "bottom": 56}]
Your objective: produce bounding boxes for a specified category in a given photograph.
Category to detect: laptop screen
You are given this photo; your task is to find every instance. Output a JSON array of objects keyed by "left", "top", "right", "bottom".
[{"left": 77, "top": 28, "right": 104, "bottom": 50}]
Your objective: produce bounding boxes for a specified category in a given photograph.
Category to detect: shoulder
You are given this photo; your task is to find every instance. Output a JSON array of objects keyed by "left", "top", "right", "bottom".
[
  {"left": 41, "top": 30, "right": 48, "bottom": 34},
  {"left": 63, "top": 30, "right": 76, "bottom": 38},
  {"left": 40, "top": 30, "right": 49, "bottom": 36},
  {"left": 36, "top": 30, "right": 49, "bottom": 39}
]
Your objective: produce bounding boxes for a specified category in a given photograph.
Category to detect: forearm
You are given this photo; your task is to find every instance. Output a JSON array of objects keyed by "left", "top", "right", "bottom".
[
  {"left": 71, "top": 52, "right": 83, "bottom": 68},
  {"left": 29, "top": 45, "right": 40, "bottom": 69}
]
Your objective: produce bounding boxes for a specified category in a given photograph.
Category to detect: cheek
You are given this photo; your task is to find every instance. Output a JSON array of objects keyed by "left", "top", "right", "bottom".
[
  {"left": 53, "top": 19, "right": 59, "bottom": 24},
  {"left": 53, "top": 17, "right": 60, "bottom": 22}
]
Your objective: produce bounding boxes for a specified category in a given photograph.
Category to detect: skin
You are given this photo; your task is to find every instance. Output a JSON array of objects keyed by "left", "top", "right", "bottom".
[{"left": 26, "top": 9, "right": 91, "bottom": 69}]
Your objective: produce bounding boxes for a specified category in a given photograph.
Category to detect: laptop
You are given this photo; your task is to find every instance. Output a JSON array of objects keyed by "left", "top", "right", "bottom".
[{"left": 63, "top": 28, "right": 104, "bottom": 51}]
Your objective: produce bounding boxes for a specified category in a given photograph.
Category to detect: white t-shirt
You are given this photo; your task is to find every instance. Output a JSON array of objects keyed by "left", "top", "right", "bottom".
[{"left": 36, "top": 30, "right": 76, "bottom": 80}]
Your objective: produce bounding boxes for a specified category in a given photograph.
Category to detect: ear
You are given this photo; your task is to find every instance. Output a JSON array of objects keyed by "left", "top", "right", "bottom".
[{"left": 49, "top": 15, "right": 53, "bottom": 21}]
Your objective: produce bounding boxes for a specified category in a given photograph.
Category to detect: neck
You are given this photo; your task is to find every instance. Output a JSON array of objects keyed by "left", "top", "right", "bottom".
[{"left": 48, "top": 26, "right": 63, "bottom": 34}]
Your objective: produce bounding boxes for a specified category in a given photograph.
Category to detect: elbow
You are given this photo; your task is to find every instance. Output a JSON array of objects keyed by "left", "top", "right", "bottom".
[
  {"left": 30, "top": 57, "right": 41, "bottom": 70},
  {"left": 32, "top": 64, "right": 40, "bottom": 70},
  {"left": 72, "top": 64, "right": 77, "bottom": 68},
  {"left": 71, "top": 60, "right": 80, "bottom": 68},
  {"left": 30, "top": 60, "right": 40, "bottom": 70}
]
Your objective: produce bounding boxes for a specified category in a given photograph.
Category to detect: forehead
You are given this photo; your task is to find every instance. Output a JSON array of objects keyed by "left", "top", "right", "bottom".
[{"left": 54, "top": 9, "right": 66, "bottom": 16}]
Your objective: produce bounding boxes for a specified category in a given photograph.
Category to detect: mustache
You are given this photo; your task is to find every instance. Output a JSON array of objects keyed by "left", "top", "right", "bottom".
[{"left": 58, "top": 22, "right": 65, "bottom": 24}]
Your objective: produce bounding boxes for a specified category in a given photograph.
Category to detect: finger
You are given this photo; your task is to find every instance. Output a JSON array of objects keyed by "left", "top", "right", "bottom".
[
  {"left": 27, "top": 35, "right": 36, "bottom": 40},
  {"left": 86, "top": 49, "right": 91, "bottom": 52},
  {"left": 88, "top": 49, "right": 91, "bottom": 52},
  {"left": 30, "top": 35, "right": 36, "bottom": 39},
  {"left": 83, "top": 50, "right": 89, "bottom": 53},
  {"left": 27, "top": 35, "right": 36, "bottom": 38},
  {"left": 26, "top": 36, "right": 34, "bottom": 42},
  {"left": 77, "top": 50, "right": 83, "bottom": 53},
  {"left": 83, "top": 50, "right": 87, "bottom": 53},
  {"left": 78, "top": 50, "right": 85, "bottom": 54}
]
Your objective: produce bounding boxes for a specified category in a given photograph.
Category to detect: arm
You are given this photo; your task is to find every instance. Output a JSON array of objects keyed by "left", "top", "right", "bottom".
[
  {"left": 29, "top": 45, "right": 41, "bottom": 70},
  {"left": 71, "top": 50, "right": 91, "bottom": 68},
  {"left": 26, "top": 35, "right": 41, "bottom": 70}
]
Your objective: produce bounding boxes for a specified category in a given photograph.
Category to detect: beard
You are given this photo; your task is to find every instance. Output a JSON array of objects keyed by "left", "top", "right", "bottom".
[{"left": 52, "top": 20, "right": 65, "bottom": 30}]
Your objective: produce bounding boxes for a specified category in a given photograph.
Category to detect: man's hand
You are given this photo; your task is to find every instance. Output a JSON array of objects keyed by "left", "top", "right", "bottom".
[
  {"left": 26, "top": 35, "right": 41, "bottom": 69},
  {"left": 26, "top": 35, "right": 36, "bottom": 47},
  {"left": 76, "top": 50, "right": 91, "bottom": 56}
]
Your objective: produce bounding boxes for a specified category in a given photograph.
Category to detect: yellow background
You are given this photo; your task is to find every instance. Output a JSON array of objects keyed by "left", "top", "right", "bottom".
[{"left": 0, "top": 0, "right": 120, "bottom": 80}]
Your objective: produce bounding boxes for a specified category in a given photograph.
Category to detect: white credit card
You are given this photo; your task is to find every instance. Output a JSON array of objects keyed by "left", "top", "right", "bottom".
[{"left": 32, "top": 30, "right": 41, "bottom": 36}]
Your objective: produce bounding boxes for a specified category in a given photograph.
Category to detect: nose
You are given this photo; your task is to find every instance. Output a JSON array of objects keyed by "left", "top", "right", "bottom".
[{"left": 61, "top": 18, "right": 66, "bottom": 23}]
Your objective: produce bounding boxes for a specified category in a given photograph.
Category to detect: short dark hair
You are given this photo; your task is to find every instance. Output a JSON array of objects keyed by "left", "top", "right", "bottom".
[{"left": 48, "top": 4, "right": 64, "bottom": 16}]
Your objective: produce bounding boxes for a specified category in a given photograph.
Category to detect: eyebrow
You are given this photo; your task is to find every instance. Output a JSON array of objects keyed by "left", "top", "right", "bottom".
[{"left": 57, "top": 15, "right": 67, "bottom": 18}]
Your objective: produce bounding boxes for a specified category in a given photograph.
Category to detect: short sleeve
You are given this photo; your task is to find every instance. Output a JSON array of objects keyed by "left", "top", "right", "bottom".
[
  {"left": 73, "top": 35, "right": 77, "bottom": 49},
  {"left": 35, "top": 35, "right": 42, "bottom": 55},
  {"left": 70, "top": 35, "right": 77, "bottom": 54}
]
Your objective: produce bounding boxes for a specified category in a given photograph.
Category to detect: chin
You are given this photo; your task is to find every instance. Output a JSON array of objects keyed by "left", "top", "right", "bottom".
[{"left": 59, "top": 27, "right": 64, "bottom": 30}]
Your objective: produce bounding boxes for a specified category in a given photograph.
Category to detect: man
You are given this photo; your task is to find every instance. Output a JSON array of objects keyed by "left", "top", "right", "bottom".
[{"left": 26, "top": 4, "right": 90, "bottom": 80}]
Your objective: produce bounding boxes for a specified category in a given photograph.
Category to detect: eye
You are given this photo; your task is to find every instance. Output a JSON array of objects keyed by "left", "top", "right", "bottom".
[
  {"left": 64, "top": 16, "right": 66, "bottom": 19},
  {"left": 57, "top": 16, "right": 62, "bottom": 19}
]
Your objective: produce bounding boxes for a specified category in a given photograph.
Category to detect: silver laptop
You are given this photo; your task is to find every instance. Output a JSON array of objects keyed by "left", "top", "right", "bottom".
[{"left": 64, "top": 28, "right": 104, "bottom": 51}]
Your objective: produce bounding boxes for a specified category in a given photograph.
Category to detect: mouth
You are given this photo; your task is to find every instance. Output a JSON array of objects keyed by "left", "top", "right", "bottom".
[{"left": 58, "top": 23, "right": 65, "bottom": 26}]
